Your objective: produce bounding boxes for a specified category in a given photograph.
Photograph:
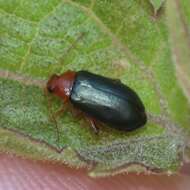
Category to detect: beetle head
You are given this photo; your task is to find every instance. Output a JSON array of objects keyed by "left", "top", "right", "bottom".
[{"left": 47, "top": 71, "right": 76, "bottom": 101}]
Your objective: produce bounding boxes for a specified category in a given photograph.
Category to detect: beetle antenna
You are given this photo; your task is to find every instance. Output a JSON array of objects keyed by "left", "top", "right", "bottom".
[{"left": 44, "top": 88, "right": 60, "bottom": 145}]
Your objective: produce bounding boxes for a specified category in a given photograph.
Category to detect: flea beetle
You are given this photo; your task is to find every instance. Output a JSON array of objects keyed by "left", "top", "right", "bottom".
[{"left": 47, "top": 70, "right": 147, "bottom": 133}]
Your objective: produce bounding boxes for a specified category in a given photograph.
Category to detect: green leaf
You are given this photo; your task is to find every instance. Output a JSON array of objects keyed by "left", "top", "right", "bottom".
[
  {"left": 166, "top": 0, "right": 190, "bottom": 104},
  {"left": 0, "top": 0, "right": 190, "bottom": 177}
]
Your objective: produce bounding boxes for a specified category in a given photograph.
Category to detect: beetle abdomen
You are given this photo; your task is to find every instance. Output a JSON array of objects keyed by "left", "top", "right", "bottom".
[{"left": 70, "top": 71, "right": 147, "bottom": 131}]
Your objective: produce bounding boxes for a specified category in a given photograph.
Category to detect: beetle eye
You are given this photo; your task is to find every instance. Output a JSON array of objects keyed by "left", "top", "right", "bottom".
[
  {"left": 47, "top": 85, "right": 54, "bottom": 93},
  {"left": 47, "top": 74, "right": 59, "bottom": 93}
]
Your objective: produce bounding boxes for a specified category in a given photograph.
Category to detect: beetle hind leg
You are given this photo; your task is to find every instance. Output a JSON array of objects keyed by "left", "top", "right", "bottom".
[{"left": 85, "top": 117, "right": 99, "bottom": 134}]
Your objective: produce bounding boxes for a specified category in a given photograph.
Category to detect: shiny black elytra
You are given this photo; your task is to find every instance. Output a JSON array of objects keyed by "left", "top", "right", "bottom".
[{"left": 47, "top": 70, "right": 147, "bottom": 133}]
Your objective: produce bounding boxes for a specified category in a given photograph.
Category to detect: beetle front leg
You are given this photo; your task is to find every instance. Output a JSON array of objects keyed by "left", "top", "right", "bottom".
[{"left": 52, "top": 106, "right": 67, "bottom": 119}]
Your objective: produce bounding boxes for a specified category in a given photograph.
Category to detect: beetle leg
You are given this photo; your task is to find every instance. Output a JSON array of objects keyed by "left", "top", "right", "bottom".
[
  {"left": 52, "top": 106, "right": 66, "bottom": 119},
  {"left": 44, "top": 88, "right": 67, "bottom": 144},
  {"left": 86, "top": 117, "right": 99, "bottom": 134},
  {"left": 70, "top": 105, "right": 83, "bottom": 119},
  {"left": 49, "top": 113, "right": 60, "bottom": 144}
]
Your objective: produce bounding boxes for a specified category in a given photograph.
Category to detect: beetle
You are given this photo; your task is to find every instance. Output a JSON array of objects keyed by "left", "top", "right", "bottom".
[{"left": 47, "top": 70, "right": 147, "bottom": 133}]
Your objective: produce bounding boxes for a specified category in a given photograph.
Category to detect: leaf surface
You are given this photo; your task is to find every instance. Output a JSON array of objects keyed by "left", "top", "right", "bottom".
[{"left": 0, "top": 0, "right": 190, "bottom": 177}]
